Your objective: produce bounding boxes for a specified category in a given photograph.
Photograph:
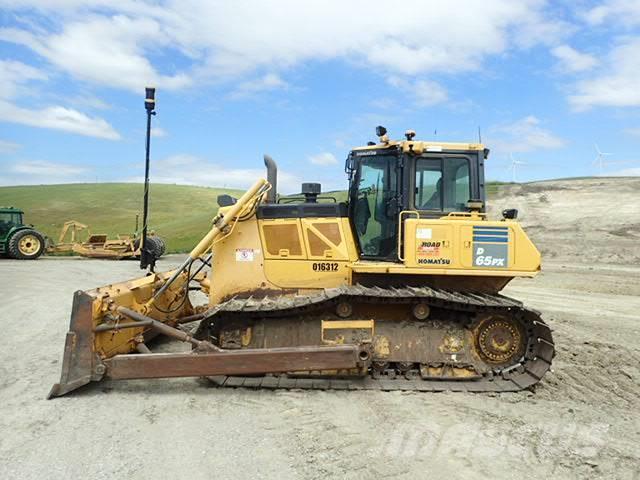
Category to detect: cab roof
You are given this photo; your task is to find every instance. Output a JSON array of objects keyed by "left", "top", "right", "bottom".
[
  {"left": 352, "top": 139, "right": 486, "bottom": 155},
  {"left": 0, "top": 206, "right": 23, "bottom": 213}
]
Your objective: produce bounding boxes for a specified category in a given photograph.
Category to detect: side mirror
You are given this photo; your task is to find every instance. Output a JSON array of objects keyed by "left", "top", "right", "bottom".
[
  {"left": 354, "top": 197, "right": 371, "bottom": 235},
  {"left": 502, "top": 208, "right": 518, "bottom": 220},
  {"left": 217, "top": 194, "right": 237, "bottom": 207}
]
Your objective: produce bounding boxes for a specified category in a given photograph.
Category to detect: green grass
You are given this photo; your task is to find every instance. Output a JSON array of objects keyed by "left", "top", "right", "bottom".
[{"left": 0, "top": 183, "right": 242, "bottom": 253}]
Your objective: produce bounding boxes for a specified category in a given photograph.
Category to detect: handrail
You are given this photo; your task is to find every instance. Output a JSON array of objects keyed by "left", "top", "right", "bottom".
[{"left": 397, "top": 210, "right": 420, "bottom": 262}]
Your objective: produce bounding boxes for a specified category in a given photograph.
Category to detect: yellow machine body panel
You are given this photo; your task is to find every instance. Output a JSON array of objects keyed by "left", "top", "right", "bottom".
[
  {"left": 209, "top": 214, "right": 274, "bottom": 305},
  {"left": 209, "top": 215, "right": 358, "bottom": 303},
  {"left": 208, "top": 208, "right": 540, "bottom": 305},
  {"left": 258, "top": 217, "right": 357, "bottom": 289},
  {"left": 401, "top": 215, "right": 540, "bottom": 275}
]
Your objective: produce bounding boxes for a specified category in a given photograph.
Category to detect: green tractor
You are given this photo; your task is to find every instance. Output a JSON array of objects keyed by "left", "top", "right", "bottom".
[{"left": 0, "top": 207, "right": 46, "bottom": 260}]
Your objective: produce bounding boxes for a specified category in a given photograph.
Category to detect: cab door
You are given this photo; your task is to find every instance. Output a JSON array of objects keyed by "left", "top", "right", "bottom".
[{"left": 350, "top": 153, "right": 401, "bottom": 260}]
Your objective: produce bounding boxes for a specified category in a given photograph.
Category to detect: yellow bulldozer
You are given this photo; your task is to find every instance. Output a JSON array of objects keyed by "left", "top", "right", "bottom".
[{"left": 49, "top": 126, "right": 554, "bottom": 398}]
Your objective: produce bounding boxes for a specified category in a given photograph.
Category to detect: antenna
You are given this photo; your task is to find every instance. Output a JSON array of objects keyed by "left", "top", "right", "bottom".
[
  {"left": 478, "top": 126, "right": 482, "bottom": 143},
  {"left": 593, "top": 143, "right": 613, "bottom": 175},
  {"left": 507, "top": 153, "right": 527, "bottom": 183}
]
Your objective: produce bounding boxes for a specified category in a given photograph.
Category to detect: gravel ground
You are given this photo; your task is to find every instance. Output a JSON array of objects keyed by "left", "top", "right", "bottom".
[{"left": 1, "top": 255, "right": 639, "bottom": 480}]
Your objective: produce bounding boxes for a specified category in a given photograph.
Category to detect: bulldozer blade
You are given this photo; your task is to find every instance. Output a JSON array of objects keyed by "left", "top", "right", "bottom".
[
  {"left": 48, "top": 269, "right": 196, "bottom": 399},
  {"left": 48, "top": 291, "right": 98, "bottom": 399}
]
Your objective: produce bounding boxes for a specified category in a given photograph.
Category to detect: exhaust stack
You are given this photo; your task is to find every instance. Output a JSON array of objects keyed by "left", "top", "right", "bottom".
[{"left": 263, "top": 154, "right": 277, "bottom": 203}]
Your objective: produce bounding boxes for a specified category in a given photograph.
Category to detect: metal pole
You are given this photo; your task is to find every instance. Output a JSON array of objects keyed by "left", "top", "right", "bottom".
[{"left": 141, "top": 87, "right": 156, "bottom": 271}]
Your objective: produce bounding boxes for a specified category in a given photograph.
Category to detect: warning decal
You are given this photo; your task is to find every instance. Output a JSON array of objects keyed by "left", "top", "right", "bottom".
[{"left": 235, "top": 248, "right": 255, "bottom": 262}]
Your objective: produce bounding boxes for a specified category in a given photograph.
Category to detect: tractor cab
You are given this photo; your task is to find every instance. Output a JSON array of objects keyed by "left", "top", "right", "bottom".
[
  {"left": 346, "top": 127, "right": 488, "bottom": 261},
  {"left": 0, "top": 207, "right": 24, "bottom": 237}
]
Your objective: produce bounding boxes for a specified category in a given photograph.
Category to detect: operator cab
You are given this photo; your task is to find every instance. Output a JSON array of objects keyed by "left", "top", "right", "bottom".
[
  {"left": 0, "top": 207, "right": 24, "bottom": 237},
  {"left": 347, "top": 127, "right": 488, "bottom": 261}
]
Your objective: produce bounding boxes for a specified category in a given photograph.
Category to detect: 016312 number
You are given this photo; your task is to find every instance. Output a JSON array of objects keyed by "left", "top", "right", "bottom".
[{"left": 312, "top": 262, "right": 339, "bottom": 272}]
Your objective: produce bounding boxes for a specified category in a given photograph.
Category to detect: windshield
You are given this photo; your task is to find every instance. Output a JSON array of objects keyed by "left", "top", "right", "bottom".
[
  {"left": 0, "top": 212, "right": 21, "bottom": 235},
  {"left": 415, "top": 157, "right": 470, "bottom": 211},
  {"left": 351, "top": 154, "right": 398, "bottom": 258}
]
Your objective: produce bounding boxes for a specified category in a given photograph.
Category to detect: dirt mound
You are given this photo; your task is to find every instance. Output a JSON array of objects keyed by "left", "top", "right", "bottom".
[{"left": 488, "top": 177, "right": 640, "bottom": 265}]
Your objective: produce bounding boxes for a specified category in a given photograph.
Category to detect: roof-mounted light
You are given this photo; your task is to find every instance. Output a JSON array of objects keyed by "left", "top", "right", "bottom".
[{"left": 375, "top": 125, "right": 389, "bottom": 144}]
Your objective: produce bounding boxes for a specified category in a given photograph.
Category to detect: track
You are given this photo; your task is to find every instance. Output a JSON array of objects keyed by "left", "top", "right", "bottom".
[{"left": 196, "top": 285, "right": 555, "bottom": 392}]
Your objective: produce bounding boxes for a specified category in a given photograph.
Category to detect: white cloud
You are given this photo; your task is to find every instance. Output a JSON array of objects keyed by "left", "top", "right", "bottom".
[
  {"left": 0, "top": 101, "right": 121, "bottom": 140},
  {"left": 551, "top": 44, "right": 598, "bottom": 72},
  {"left": 489, "top": 116, "right": 565, "bottom": 153},
  {"left": 131, "top": 153, "right": 301, "bottom": 192},
  {"left": 0, "top": 59, "right": 121, "bottom": 139},
  {"left": 151, "top": 127, "right": 167, "bottom": 138},
  {"left": 387, "top": 76, "right": 448, "bottom": 106},
  {"left": 624, "top": 127, "right": 640, "bottom": 137},
  {"left": 604, "top": 166, "right": 640, "bottom": 176},
  {"left": 0, "top": 139, "right": 21, "bottom": 153},
  {"left": 583, "top": 0, "right": 640, "bottom": 27},
  {"left": 0, "top": 159, "right": 89, "bottom": 185},
  {"left": 513, "top": 12, "right": 573, "bottom": 48},
  {"left": 0, "top": 1, "right": 564, "bottom": 91},
  {"left": 0, "top": 59, "right": 47, "bottom": 99},
  {"left": 69, "top": 94, "right": 112, "bottom": 110},
  {"left": 569, "top": 38, "right": 640, "bottom": 110},
  {"left": 11, "top": 160, "right": 86, "bottom": 176},
  {"left": 0, "top": 16, "right": 191, "bottom": 93},
  {"left": 309, "top": 152, "right": 338, "bottom": 166},
  {"left": 229, "top": 73, "right": 288, "bottom": 99},
  {"left": 183, "top": 1, "right": 562, "bottom": 77}
]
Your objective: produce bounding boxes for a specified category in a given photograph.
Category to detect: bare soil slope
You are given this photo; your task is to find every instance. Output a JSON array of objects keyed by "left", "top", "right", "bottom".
[{"left": 489, "top": 177, "right": 640, "bottom": 265}]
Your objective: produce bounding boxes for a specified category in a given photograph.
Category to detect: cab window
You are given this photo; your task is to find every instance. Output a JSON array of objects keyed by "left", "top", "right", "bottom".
[
  {"left": 352, "top": 155, "right": 398, "bottom": 258},
  {"left": 0, "top": 212, "right": 20, "bottom": 235},
  {"left": 415, "top": 157, "right": 470, "bottom": 211}
]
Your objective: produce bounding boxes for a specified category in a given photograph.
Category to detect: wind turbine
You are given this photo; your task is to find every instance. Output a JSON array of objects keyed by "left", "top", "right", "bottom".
[
  {"left": 507, "top": 153, "right": 527, "bottom": 183},
  {"left": 593, "top": 144, "right": 613, "bottom": 175}
]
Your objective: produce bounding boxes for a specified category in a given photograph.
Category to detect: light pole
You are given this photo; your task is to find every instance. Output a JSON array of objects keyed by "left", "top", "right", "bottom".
[{"left": 140, "top": 86, "right": 156, "bottom": 272}]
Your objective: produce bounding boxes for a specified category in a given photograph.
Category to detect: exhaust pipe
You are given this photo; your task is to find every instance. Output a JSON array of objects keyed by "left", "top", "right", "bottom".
[{"left": 263, "top": 154, "right": 277, "bottom": 203}]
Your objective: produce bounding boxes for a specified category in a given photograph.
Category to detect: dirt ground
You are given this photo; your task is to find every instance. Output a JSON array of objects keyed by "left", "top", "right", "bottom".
[{"left": 0, "top": 254, "right": 638, "bottom": 480}]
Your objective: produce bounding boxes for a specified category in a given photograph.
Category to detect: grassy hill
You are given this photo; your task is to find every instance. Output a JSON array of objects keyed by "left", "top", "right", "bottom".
[
  {"left": 0, "top": 183, "right": 242, "bottom": 253},
  {"left": 0, "top": 181, "right": 508, "bottom": 253}
]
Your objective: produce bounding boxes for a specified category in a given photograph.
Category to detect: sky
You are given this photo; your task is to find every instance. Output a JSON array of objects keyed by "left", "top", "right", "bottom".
[{"left": 0, "top": 0, "right": 639, "bottom": 192}]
